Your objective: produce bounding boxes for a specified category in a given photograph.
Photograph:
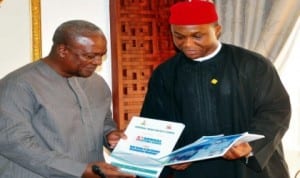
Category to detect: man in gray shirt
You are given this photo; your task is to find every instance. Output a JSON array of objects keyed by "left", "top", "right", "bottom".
[{"left": 0, "top": 20, "right": 134, "bottom": 178}]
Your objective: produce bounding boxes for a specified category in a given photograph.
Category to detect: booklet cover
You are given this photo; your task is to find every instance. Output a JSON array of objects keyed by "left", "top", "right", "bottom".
[
  {"left": 110, "top": 116, "right": 264, "bottom": 178},
  {"left": 110, "top": 116, "right": 185, "bottom": 178}
]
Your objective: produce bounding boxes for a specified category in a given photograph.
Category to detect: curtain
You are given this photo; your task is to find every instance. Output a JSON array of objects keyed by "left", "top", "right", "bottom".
[
  {"left": 274, "top": 16, "right": 300, "bottom": 177},
  {"left": 213, "top": 1, "right": 300, "bottom": 176},
  {"left": 215, "top": 0, "right": 300, "bottom": 62}
]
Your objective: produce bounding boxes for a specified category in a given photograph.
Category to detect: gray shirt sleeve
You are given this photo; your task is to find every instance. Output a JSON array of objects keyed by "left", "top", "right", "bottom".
[{"left": 0, "top": 80, "right": 86, "bottom": 177}]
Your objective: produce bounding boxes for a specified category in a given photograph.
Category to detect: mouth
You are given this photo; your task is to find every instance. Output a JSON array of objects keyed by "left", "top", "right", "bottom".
[
  {"left": 183, "top": 50, "right": 201, "bottom": 57},
  {"left": 184, "top": 50, "right": 198, "bottom": 55},
  {"left": 84, "top": 65, "right": 97, "bottom": 73}
]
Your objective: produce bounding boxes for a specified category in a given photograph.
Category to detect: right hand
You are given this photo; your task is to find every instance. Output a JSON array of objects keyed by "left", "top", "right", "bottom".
[
  {"left": 223, "top": 142, "right": 252, "bottom": 160},
  {"left": 106, "top": 130, "right": 127, "bottom": 149},
  {"left": 170, "top": 162, "right": 192, "bottom": 171},
  {"left": 82, "top": 162, "right": 135, "bottom": 178}
]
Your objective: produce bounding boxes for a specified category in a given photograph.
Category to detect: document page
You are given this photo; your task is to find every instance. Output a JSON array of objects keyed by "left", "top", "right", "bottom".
[
  {"left": 159, "top": 132, "right": 264, "bottom": 166},
  {"left": 110, "top": 116, "right": 185, "bottom": 178}
]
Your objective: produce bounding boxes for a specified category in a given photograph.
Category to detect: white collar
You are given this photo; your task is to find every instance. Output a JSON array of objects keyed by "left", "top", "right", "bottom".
[{"left": 193, "top": 42, "right": 222, "bottom": 62}]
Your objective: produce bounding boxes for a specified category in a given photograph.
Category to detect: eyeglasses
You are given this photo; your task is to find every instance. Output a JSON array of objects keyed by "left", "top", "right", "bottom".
[{"left": 66, "top": 45, "right": 106, "bottom": 62}]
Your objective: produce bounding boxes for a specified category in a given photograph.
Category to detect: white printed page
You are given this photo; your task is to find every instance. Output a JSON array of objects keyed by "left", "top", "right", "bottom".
[{"left": 110, "top": 116, "right": 185, "bottom": 178}]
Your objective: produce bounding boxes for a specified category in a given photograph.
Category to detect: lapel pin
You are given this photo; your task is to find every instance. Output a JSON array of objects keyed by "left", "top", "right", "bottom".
[{"left": 211, "top": 78, "right": 218, "bottom": 85}]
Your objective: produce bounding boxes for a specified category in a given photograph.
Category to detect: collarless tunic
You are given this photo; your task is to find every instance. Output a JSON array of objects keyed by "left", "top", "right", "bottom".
[
  {"left": 141, "top": 44, "right": 291, "bottom": 178},
  {"left": 0, "top": 60, "right": 116, "bottom": 177}
]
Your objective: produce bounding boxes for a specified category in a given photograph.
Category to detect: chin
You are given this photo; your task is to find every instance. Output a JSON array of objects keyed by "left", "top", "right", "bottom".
[
  {"left": 78, "top": 72, "right": 93, "bottom": 78},
  {"left": 82, "top": 74, "right": 93, "bottom": 78},
  {"left": 185, "top": 54, "right": 201, "bottom": 60},
  {"left": 78, "top": 68, "right": 95, "bottom": 77}
]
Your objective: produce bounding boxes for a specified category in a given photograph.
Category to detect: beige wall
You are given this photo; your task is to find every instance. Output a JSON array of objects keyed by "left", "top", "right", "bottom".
[
  {"left": 0, "top": 0, "right": 112, "bottom": 88},
  {"left": 0, "top": 0, "right": 31, "bottom": 78}
]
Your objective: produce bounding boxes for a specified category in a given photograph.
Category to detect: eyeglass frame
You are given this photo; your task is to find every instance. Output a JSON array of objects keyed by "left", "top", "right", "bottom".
[{"left": 65, "top": 45, "right": 106, "bottom": 62}]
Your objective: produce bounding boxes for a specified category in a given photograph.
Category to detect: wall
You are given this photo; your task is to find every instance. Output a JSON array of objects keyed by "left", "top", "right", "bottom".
[
  {"left": 0, "top": 0, "right": 112, "bottom": 88},
  {"left": 0, "top": 0, "right": 31, "bottom": 78},
  {"left": 276, "top": 16, "right": 300, "bottom": 177}
]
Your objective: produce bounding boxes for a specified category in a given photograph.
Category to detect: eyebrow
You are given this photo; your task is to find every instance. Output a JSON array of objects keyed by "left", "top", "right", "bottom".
[{"left": 172, "top": 31, "right": 204, "bottom": 36}]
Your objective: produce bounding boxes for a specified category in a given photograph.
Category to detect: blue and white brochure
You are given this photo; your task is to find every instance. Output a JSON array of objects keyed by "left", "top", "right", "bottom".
[
  {"left": 110, "top": 116, "right": 185, "bottom": 178},
  {"left": 158, "top": 132, "right": 264, "bottom": 166},
  {"left": 110, "top": 116, "right": 264, "bottom": 178}
]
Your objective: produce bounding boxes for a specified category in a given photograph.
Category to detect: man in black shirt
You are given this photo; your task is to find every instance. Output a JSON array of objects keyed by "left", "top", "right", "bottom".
[{"left": 140, "top": 1, "right": 291, "bottom": 178}]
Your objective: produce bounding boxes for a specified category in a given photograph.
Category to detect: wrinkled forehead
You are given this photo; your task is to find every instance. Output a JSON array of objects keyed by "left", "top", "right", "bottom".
[
  {"left": 70, "top": 32, "right": 106, "bottom": 47},
  {"left": 171, "top": 24, "right": 216, "bottom": 33}
]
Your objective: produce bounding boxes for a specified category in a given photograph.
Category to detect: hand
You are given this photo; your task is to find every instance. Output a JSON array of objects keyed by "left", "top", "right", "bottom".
[
  {"left": 170, "top": 162, "right": 192, "bottom": 171},
  {"left": 82, "top": 162, "right": 135, "bottom": 178},
  {"left": 106, "top": 130, "right": 127, "bottom": 149},
  {"left": 223, "top": 142, "right": 252, "bottom": 160}
]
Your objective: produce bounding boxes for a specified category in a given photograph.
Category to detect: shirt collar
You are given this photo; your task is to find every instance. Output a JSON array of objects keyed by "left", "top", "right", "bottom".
[{"left": 193, "top": 42, "right": 222, "bottom": 62}]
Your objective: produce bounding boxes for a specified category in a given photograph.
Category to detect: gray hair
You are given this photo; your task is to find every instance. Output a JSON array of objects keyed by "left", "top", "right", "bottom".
[{"left": 52, "top": 20, "right": 104, "bottom": 45}]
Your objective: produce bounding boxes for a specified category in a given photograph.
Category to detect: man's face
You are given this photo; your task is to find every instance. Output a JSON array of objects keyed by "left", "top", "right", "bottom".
[
  {"left": 171, "top": 23, "right": 221, "bottom": 59},
  {"left": 63, "top": 33, "right": 107, "bottom": 77}
]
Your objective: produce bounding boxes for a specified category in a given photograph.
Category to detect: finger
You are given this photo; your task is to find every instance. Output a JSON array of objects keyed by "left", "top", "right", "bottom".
[
  {"left": 105, "top": 169, "right": 136, "bottom": 177},
  {"left": 109, "top": 143, "right": 117, "bottom": 149},
  {"left": 223, "top": 144, "right": 252, "bottom": 160},
  {"left": 233, "top": 143, "right": 252, "bottom": 157},
  {"left": 120, "top": 132, "right": 127, "bottom": 139},
  {"left": 98, "top": 162, "right": 119, "bottom": 171},
  {"left": 170, "top": 162, "right": 191, "bottom": 170},
  {"left": 97, "top": 163, "right": 136, "bottom": 178},
  {"left": 109, "top": 131, "right": 127, "bottom": 141},
  {"left": 223, "top": 149, "right": 235, "bottom": 160}
]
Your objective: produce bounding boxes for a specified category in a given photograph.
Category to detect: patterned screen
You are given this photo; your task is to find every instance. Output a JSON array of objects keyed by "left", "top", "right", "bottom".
[{"left": 110, "top": 0, "right": 181, "bottom": 129}]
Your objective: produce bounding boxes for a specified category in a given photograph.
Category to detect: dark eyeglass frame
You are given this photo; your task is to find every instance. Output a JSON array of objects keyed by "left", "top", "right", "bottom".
[{"left": 66, "top": 45, "right": 105, "bottom": 62}]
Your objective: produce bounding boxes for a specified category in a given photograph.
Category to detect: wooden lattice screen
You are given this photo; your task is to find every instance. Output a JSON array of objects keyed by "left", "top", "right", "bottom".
[{"left": 110, "top": 0, "right": 181, "bottom": 130}]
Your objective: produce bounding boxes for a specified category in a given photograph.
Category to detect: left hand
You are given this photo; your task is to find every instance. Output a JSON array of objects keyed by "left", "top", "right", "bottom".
[
  {"left": 82, "top": 162, "right": 135, "bottom": 178},
  {"left": 223, "top": 142, "right": 252, "bottom": 160},
  {"left": 107, "top": 130, "right": 127, "bottom": 149}
]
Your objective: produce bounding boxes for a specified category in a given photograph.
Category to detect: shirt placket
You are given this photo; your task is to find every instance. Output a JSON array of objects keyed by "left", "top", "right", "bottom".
[{"left": 67, "top": 78, "right": 96, "bottom": 148}]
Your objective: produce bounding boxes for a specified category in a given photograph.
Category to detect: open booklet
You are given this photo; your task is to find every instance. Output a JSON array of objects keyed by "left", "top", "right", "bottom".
[
  {"left": 110, "top": 116, "right": 265, "bottom": 178},
  {"left": 110, "top": 116, "right": 185, "bottom": 178}
]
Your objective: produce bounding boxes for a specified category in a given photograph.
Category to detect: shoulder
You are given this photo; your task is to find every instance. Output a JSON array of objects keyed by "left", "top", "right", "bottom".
[
  {"left": 222, "top": 43, "right": 272, "bottom": 66},
  {"left": 1, "top": 61, "right": 41, "bottom": 81},
  {"left": 0, "top": 62, "right": 45, "bottom": 105},
  {"left": 0, "top": 61, "right": 42, "bottom": 90},
  {"left": 221, "top": 43, "right": 275, "bottom": 74},
  {"left": 151, "top": 53, "right": 183, "bottom": 77}
]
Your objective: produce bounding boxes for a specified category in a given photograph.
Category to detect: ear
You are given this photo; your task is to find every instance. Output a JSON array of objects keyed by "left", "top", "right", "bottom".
[
  {"left": 215, "top": 24, "right": 222, "bottom": 39},
  {"left": 56, "top": 44, "right": 68, "bottom": 58}
]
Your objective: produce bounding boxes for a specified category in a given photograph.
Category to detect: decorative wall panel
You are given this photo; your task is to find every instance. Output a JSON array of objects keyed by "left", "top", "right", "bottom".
[{"left": 110, "top": 0, "right": 181, "bottom": 129}]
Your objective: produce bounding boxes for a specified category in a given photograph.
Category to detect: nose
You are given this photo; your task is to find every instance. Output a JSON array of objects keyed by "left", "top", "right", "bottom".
[
  {"left": 91, "top": 56, "right": 103, "bottom": 65},
  {"left": 183, "top": 37, "right": 194, "bottom": 48}
]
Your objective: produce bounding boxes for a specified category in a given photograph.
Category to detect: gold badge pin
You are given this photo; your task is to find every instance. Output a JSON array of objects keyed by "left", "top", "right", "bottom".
[{"left": 211, "top": 78, "right": 218, "bottom": 85}]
